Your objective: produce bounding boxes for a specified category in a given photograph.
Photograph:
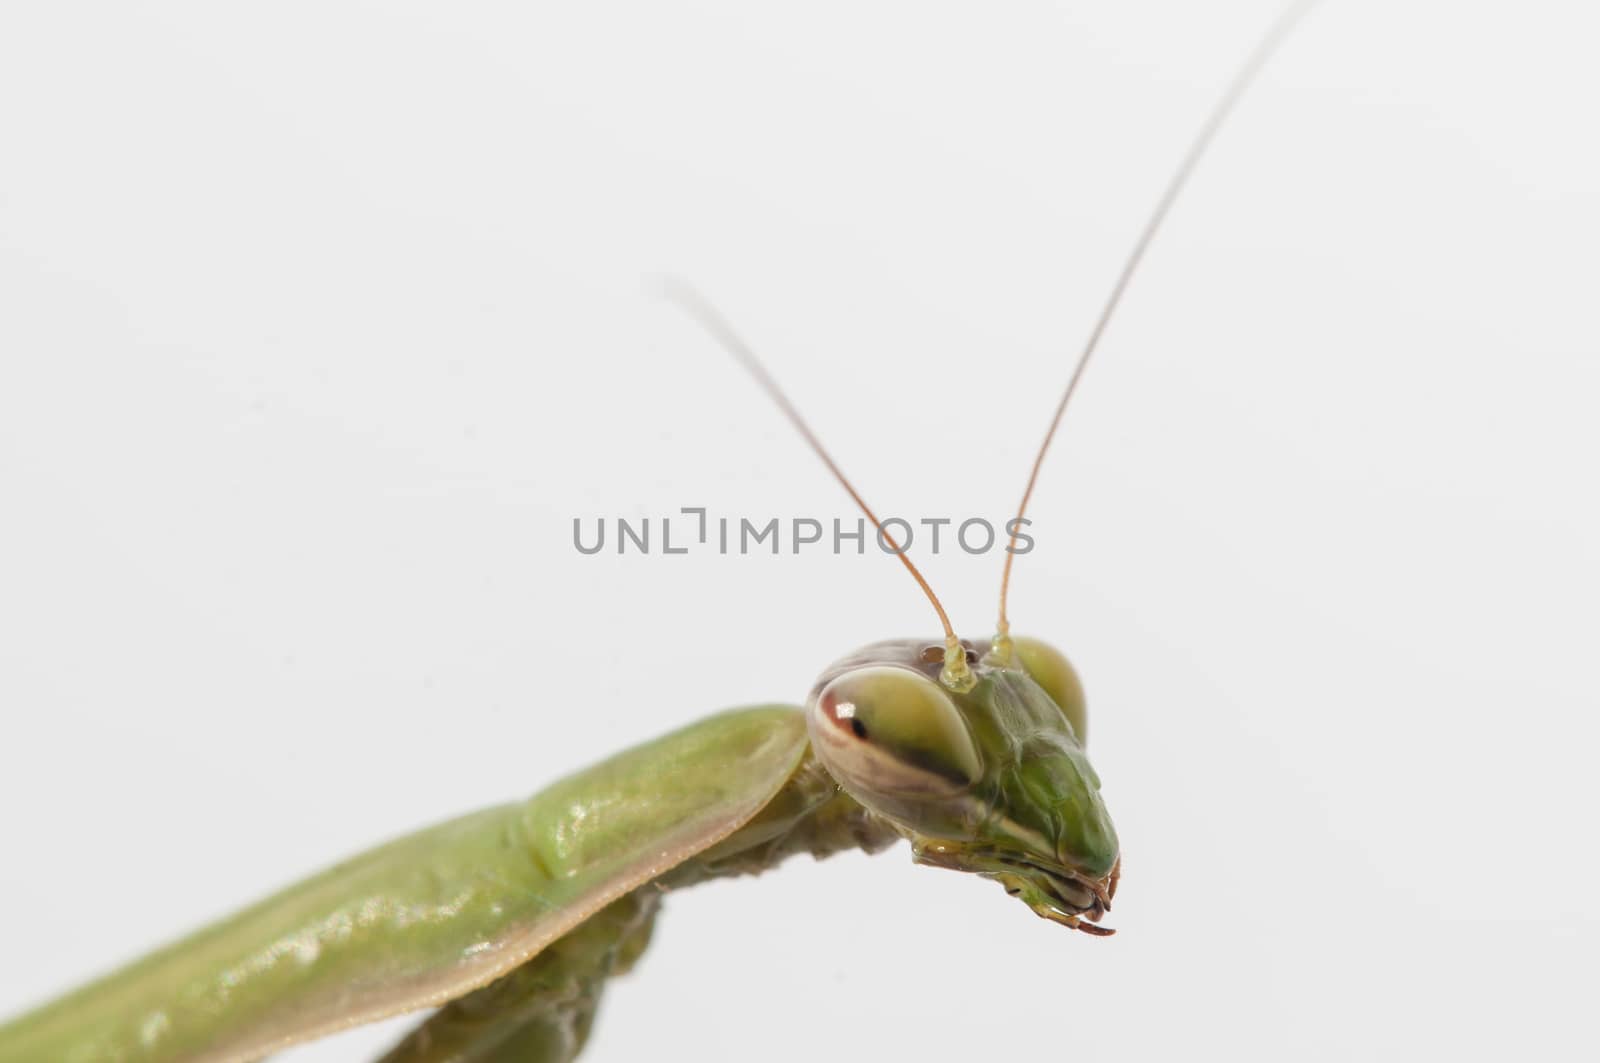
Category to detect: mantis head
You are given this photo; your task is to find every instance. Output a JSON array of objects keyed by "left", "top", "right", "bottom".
[
  {"left": 674, "top": 0, "right": 1325, "bottom": 940},
  {"left": 807, "top": 636, "right": 1120, "bottom": 936}
]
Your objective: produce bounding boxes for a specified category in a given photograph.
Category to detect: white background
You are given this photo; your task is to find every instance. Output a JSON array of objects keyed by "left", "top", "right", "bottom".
[{"left": 2, "top": 2, "right": 1597, "bottom": 1060}]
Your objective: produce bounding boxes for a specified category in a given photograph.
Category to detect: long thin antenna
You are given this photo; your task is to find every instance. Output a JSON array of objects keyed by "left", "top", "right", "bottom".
[
  {"left": 994, "top": 0, "right": 1321, "bottom": 656},
  {"left": 660, "top": 279, "right": 975, "bottom": 692}
]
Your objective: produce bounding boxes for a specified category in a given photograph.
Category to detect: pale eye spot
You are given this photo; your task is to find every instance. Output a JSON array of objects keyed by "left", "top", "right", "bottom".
[{"left": 824, "top": 696, "right": 868, "bottom": 738}]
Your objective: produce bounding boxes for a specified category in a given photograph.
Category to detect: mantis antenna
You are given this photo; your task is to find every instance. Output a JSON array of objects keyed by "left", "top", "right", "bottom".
[
  {"left": 660, "top": 279, "right": 977, "bottom": 692},
  {"left": 993, "top": 0, "right": 1322, "bottom": 660}
]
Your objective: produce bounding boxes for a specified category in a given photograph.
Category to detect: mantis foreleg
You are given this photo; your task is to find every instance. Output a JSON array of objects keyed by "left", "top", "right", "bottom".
[
  {"left": 375, "top": 891, "right": 659, "bottom": 1063},
  {"left": 377, "top": 752, "right": 895, "bottom": 1063}
]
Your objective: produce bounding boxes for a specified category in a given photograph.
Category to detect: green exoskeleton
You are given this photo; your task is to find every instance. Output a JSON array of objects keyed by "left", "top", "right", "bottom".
[
  {"left": 0, "top": 5, "right": 1315, "bottom": 1061},
  {"left": 0, "top": 636, "right": 1113, "bottom": 1063}
]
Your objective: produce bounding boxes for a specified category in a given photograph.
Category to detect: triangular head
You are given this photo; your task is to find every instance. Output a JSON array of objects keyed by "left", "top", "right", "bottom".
[{"left": 807, "top": 635, "right": 1120, "bottom": 934}]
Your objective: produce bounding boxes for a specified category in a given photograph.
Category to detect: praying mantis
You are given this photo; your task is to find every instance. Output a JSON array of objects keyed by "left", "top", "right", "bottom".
[
  {"left": 0, "top": 6, "right": 1307, "bottom": 1056},
  {"left": 5, "top": 1, "right": 1599, "bottom": 1061}
]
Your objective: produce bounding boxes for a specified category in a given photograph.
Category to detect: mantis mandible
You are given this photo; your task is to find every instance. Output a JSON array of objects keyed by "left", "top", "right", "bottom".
[{"left": 0, "top": 5, "right": 1317, "bottom": 1061}]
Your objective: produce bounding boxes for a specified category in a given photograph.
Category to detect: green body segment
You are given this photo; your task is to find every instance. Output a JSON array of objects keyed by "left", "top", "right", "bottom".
[
  {"left": 373, "top": 890, "right": 662, "bottom": 1063},
  {"left": 375, "top": 747, "right": 896, "bottom": 1063},
  {"left": 0, "top": 707, "right": 812, "bottom": 1063}
]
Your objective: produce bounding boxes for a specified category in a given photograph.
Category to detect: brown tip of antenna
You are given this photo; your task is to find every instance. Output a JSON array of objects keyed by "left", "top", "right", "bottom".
[
  {"left": 657, "top": 279, "right": 976, "bottom": 693},
  {"left": 995, "top": 0, "right": 1320, "bottom": 645}
]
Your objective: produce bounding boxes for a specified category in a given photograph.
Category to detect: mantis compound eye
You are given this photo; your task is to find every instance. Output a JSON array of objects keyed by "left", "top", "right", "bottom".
[
  {"left": 808, "top": 666, "right": 981, "bottom": 797},
  {"left": 1010, "top": 636, "right": 1088, "bottom": 744}
]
